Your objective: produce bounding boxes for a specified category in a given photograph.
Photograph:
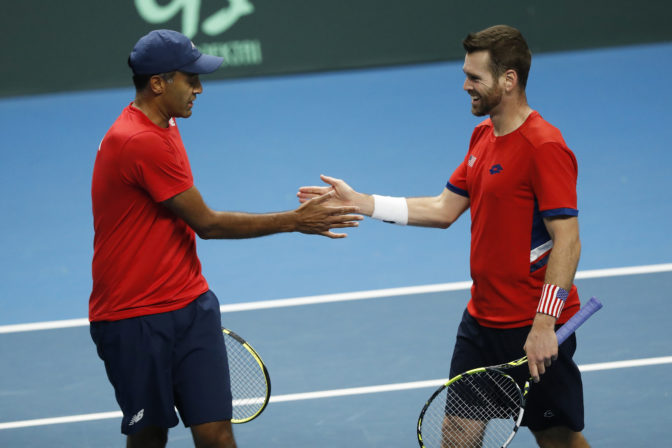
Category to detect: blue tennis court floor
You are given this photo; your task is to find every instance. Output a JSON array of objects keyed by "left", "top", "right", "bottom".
[
  {"left": 1, "top": 42, "right": 671, "bottom": 447},
  {"left": 0, "top": 265, "right": 670, "bottom": 447}
]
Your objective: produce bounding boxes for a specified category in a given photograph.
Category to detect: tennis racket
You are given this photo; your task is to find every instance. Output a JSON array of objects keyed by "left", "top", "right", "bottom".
[
  {"left": 222, "top": 328, "right": 271, "bottom": 423},
  {"left": 417, "top": 296, "right": 603, "bottom": 448}
]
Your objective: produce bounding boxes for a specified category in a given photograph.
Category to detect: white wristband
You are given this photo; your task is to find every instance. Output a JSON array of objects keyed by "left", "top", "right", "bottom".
[{"left": 371, "top": 195, "right": 408, "bottom": 225}]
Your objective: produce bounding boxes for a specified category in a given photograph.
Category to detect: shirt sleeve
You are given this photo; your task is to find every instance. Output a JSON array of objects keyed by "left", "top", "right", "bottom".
[
  {"left": 530, "top": 142, "right": 578, "bottom": 217},
  {"left": 120, "top": 132, "right": 193, "bottom": 202},
  {"left": 446, "top": 153, "right": 469, "bottom": 197}
]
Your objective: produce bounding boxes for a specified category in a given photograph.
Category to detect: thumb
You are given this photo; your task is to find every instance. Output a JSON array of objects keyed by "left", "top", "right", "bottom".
[
  {"left": 309, "top": 189, "right": 335, "bottom": 205},
  {"left": 320, "top": 174, "right": 340, "bottom": 187}
]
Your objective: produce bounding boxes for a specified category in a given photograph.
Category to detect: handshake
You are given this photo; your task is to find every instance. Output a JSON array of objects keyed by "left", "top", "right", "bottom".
[{"left": 293, "top": 174, "right": 369, "bottom": 239}]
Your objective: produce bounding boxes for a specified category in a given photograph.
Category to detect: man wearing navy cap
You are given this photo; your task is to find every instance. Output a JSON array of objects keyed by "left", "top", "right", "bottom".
[{"left": 89, "top": 30, "right": 361, "bottom": 448}]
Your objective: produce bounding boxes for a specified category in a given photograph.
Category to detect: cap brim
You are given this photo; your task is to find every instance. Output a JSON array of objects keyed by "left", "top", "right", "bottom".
[{"left": 179, "top": 53, "right": 224, "bottom": 74}]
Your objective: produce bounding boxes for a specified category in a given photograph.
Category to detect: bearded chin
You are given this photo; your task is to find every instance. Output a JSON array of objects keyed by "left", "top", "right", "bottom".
[
  {"left": 472, "top": 104, "right": 489, "bottom": 117},
  {"left": 472, "top": 90, "right": 503, "bottom": 117}
]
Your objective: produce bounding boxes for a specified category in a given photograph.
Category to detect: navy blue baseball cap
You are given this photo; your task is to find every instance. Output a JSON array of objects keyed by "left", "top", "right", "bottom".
[{"left": 129, "top": 29, "right": 223, "bottom": 75}]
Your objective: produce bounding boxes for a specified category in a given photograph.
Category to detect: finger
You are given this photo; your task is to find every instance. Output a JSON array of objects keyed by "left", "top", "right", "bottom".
[
  {"left": 329, "top": 206, "right": 361, "bottom": 215},
  {"left": 320, "top": 174, "right": 341, "bottom": 187},
  {"left": 326, "top": 221, "right": 360, "bottom": 229},
  {"left": 298, "top": 186, "right": 332, "bottom": 195},
  {"left": 306, "top": 190, "right": 336, "bottom": 205},
  {"left": 296, "top": 192, "right": 321, "bottom": 202},
  {"left": 330, "top": 213, "right": 363, "bottom": 221},
  {"left": 321, "top": 230, "right": 347, "bottom": 239},
  {"left": 315, "top": 189, "right": 336, "bottom": 204},
  {"left": 529, "top": 363, "right": 540, "bottom": 383}
]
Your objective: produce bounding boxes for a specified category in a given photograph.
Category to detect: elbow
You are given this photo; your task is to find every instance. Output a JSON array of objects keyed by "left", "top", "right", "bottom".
[
  {"left": 436, "top": 213, "right": 460, "bottom": 229},
  {"left": 190, "top": 212, "right": 225, "bottom": 240},
  {"left": 195, "top": 228, "right": 212, "bottom": 240},
  {"left": 193, "top": 223, "right": 218, "bottom": 240}
]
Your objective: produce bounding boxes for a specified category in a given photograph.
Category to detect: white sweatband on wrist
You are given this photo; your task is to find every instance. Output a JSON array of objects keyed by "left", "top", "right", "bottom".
[
  {"left": 537, "top": 283, "right": 569, "bottom": 319},
  {"left": 371, "top": 195, "right": 408, "bottom": 225}
]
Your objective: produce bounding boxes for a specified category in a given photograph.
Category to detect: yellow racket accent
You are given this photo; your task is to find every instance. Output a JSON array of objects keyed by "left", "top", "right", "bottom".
[{"left": 222, "top": 328, "right": 271, "bottom": 424}]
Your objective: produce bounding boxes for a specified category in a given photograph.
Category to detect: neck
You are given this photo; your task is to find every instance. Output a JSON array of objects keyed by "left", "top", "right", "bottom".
[
  {"left": 489, "top": 93, "right": 533, "bottom": 136},
  {"left": 133, "top": 96, "right": 170, "bottom": 128}
]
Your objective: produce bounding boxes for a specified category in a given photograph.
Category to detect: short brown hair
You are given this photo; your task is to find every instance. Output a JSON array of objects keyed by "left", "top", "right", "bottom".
[{"left": 462, "top": 25, "right": 532, "bottom": 89}]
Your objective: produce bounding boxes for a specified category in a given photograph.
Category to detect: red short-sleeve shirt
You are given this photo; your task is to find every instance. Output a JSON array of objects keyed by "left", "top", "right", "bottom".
[
  {"left": 447, "top": 111, "right": 580, "bottom": 328},
  {"left": 89, "top": 104, "right": 208, "bottom": 321}
]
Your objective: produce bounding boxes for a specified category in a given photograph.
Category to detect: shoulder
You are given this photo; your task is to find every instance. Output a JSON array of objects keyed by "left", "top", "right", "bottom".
[
  {"left": 519, "top": 111, "right": 567, "bottom": 148},
  {"left": 469, "top": 118, "right": 493, "bottom": 143},
  {"left": 474, "top": 118, "right": 492, "bottom": 133},
  {"left": 104, "top": 106, "right": 161, "bottom": 144},
  {"left": 518, "top": 113, "right": 578, "bottom": 173},
  {"left": 120, "top": 133, "right": 177, "bottom": 169}
]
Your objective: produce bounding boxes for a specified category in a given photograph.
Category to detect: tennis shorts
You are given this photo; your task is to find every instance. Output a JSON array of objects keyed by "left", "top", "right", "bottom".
[
  {"left": 449, "top": 308, "right": 585, "bottom": 432},
  {"left": 90, "top": 290, "right": 232, "bottom": 435}
]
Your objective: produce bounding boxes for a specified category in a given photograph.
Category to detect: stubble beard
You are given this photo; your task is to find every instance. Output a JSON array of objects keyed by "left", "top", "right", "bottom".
[{"left": 470, "top": 85, "right": 503, "bottom": 117}]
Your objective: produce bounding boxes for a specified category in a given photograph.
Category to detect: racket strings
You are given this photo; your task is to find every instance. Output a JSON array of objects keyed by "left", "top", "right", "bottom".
[
  {"left": 420, "top": 370, "right": 522, "bottom": 448},
  {"left": 224, "top": 333, "right": 269, "bottom": 421}
]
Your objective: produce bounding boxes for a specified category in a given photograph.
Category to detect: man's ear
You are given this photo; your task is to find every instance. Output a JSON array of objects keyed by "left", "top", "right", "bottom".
[
  {"left": 503, "top": 69, "right": 518, "bottom": 93},
  {"left": 149, "top": 75, "right": 167, "bottom": 95}
]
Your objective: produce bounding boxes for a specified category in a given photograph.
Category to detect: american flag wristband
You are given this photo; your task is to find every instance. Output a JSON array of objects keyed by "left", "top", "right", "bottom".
[{"left": 537, "top": 284, "right": 569, "bottom": 319}]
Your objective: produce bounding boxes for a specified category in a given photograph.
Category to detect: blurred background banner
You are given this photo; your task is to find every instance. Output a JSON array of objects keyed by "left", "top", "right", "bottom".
[{"left": 4, "top": 0, "right": 672, "bottom": 97}]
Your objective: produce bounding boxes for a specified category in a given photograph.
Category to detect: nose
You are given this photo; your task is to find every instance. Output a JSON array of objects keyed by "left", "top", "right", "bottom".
[{"left": 463, "top": 78, "right": 472, "bottom": 92}]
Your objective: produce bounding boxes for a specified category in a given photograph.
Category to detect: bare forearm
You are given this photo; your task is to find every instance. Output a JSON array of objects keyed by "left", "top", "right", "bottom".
[
  {"left": 346, "top": 190, "right": 467, "bottom": 229},
  {"left": 165, "top": 186, "right": 360, "bottom": 240},
  {"left": 348, "top": 194, "right": 461, "bottom": 228},
  {"left": 543, "top": 235, "right": 581, "bottom": 290},
  {"left": 407, "top": 196, "right": 461, "bottom": 228},
  {"left": 196, "top": 210, "right": 297, "bottom": 239},
  {"left": 527, "top": 216, "right": 581, "bottom": 380}
]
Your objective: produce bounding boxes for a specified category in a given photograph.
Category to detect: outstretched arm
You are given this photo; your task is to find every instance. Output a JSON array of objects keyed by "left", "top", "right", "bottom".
[
  {"left": 163, "top": 185, "right": 362, "bottom": 240},
  {"left": 298, "top": 174, "right": 469, "bottom": 229},
  {"left": 524, "top": 216, "right": 581, "bottom": 382}
]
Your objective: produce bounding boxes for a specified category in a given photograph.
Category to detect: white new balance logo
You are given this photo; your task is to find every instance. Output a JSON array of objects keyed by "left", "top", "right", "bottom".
[{"left": 128, "top": 409, "right": 144, "bottom": 426}]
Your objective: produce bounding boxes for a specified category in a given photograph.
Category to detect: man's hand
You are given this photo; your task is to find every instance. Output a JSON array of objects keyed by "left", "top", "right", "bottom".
[
  {"left": 523, "top": 313, "right": 558, "bottom": 382},
  {"left": 294, "top": 190, "right": 362, "bottom": 238},
  {"left": 298, "top": 175, "right": 374, "bottom": 216}
]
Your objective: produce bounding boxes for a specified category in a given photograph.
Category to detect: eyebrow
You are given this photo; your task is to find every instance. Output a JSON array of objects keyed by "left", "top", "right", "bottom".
[{"left": 463, "top": 69, "right": 481, "bottom": 80}]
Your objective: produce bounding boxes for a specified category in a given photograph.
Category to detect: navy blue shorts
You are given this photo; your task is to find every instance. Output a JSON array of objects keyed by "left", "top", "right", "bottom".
[
  {"left": 449, "top": 309, "right": 585, "bottom": 432},
  {"left": 90, "top": 290, "right": 232, "bottom": 435}
]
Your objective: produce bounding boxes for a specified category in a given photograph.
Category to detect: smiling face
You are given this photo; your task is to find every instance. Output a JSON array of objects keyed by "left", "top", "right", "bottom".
[
  {"left": 162, "top": 71, "right": 203, "bottom": 119},
  {"left": 462, "top": 50, "right": 503, "bottom": 117}
]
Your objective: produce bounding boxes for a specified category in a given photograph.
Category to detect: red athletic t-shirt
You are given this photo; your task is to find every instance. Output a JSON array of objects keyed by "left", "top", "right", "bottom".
[
  {"left": 447, "top": 111, "right": 580, "bottom": 328},
  {"left": 89, "top": 104, "right": 209, "bottom": 321}
]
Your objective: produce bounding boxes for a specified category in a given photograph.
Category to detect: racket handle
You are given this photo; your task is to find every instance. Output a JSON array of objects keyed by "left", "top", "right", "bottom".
[{"left": 555, "top": 297, "right": 603, "bottom": 345}]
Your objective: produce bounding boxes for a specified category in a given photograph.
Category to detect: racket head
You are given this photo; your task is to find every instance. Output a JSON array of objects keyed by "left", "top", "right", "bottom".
[
  {"left": 417, "top": 367, "right": 526, "bottom": 448},
  {"left": 222, "top": 328, "right": 271, "bottom": 424}
]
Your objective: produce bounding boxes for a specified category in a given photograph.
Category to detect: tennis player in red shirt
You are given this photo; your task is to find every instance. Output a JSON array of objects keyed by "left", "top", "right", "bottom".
[
  {"left": 90, "top": 30, "right": 361, "bottom": 448},
  {"left": 298, "top": 25, "right": 588, "bottom": 447}
]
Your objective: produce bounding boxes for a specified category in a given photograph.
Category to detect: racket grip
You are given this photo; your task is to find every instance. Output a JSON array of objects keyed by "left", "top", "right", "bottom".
[{"left": 555, "top": 297, "right": 603, "bottom": 345}]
